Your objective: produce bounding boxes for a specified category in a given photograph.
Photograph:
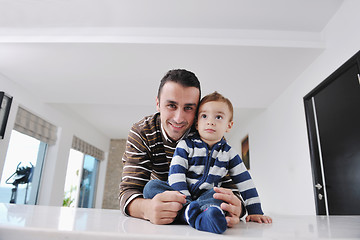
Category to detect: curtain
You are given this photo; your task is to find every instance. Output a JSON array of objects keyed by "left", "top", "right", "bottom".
[
  {"left": 14, "top": 106, "right": 57, "bottom": 145},
  {"left": 72, "top": 135, "right": 104, "bottom": 161}
]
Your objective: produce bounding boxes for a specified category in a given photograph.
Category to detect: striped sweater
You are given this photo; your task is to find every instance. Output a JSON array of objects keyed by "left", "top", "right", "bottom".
[
  {"left": 168, "top": 134, "right": 264, "bottom": 215},
  {"left": 119, "top": 113, "right": 240, "bottom": 215}
]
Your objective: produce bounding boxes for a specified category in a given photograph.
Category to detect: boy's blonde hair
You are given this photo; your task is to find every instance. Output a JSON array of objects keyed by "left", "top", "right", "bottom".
[{"left": 198, "top": 91, "right": 233, "bottom": 121}]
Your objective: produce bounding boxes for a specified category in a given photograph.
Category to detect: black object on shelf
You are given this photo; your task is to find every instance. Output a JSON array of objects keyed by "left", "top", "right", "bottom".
[{"left": 0, "top": 91, "right": 13, "bottom": 139}]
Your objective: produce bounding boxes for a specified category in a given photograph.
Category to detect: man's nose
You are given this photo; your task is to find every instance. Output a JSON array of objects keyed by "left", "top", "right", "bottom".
[{"left": 173, "top": 109, "right": 185, "bottom": 123}]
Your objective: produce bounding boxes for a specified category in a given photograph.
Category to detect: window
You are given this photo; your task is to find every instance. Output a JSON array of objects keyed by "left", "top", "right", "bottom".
[
  {"left": 0, "top": 106, "right": 57, "bottom": 205},
  {"left": 63, "top": 136, "right": 102, "bottom": 209},
  {"left": 63, "top": 149, "right": 99, "bottom": 208},
  {"left": 63, "top": 149, "right": 83, "bottom": 208},
  {"left": 78, "top": 155, "right": 99, "bottom": 208},
  {"left": 0, "top": 130, "right": 47, "bottom": 204}
]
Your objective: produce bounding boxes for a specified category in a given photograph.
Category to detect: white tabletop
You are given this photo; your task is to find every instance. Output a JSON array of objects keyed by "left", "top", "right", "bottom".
[{"left": 0, "top": 203, "right": 360, "bottom": 240}]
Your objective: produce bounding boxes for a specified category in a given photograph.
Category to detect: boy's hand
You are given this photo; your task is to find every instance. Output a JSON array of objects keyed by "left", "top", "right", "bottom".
[{"left": 246, "top": 214, "right": 272, "bottom": 224}]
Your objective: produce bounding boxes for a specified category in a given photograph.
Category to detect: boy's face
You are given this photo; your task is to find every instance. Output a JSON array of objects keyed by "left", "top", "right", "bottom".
[{"left": 196, "top": 101, "right": 233, "bottom": 147}]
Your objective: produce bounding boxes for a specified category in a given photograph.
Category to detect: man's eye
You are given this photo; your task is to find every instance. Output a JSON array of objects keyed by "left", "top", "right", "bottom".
[
  {"left": 168, "top": 104, "right": 176, "bottom": 109},
  {"left": 184, "top": 106, "right": 194, "bottom": 111}
]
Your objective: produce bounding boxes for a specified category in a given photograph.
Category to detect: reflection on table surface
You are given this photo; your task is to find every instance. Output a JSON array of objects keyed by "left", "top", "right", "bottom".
[{"left": 0, "top": 203, "right": 360, "bottom": 240}]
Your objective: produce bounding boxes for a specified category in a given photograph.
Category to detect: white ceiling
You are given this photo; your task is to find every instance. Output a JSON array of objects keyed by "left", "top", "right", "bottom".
[{"left": 0, "top": 0, "right": 344, "bottom": 139}]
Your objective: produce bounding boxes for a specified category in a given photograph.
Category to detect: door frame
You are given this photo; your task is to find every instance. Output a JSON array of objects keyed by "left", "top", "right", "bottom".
[{"left": 303, "top": 50, "right": 360, "bottom": 215}]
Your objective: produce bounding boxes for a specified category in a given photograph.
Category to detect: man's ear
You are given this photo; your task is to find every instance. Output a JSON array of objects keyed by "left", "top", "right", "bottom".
[
  {"left": 226, "top": 121, "right": 234, "bottom": 132},
  {"left": 156, "top": 97, "right": 160, "bottom": 112}
]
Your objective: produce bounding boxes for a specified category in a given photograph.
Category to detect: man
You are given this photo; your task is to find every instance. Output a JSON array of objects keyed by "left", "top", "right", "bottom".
[{"left": 119, "top": 69, "right": 243, "bottom": 226}]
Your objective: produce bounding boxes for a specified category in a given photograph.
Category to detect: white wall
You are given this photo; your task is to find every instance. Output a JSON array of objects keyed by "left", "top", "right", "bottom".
[
  {"left": 2, "top": 0, "right": 359, "bottom": 214},
  {"left": 0, "top": 73, "right": 110, "bottom": 208},
  {"left": 228, "top": 0, "right": 360, "bottom": 215}
]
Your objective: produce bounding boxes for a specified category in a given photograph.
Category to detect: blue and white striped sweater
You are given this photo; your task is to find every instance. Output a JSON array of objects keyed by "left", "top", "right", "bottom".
[{"left": 168, "top": 134, "right": 264, "bottom": 215}]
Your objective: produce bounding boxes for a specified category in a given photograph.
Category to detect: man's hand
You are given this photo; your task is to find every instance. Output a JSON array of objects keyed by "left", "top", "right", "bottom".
[
  {"left": 246, "top": 214, "right": 272, "bottom": 224},
  {"left": 142, "top": 191, "right": 186, "bottom": 225},
  {"left": 213, "top": 187, "right": 242, "bottom": 228}
]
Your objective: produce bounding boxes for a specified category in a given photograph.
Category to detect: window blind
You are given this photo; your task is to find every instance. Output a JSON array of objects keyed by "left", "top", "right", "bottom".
[
  {"left": 72, "top": 136, "right": 104, "bottom": 161},
  {"left": 14, "top": 107, "right": 57, "bottom": 145}
]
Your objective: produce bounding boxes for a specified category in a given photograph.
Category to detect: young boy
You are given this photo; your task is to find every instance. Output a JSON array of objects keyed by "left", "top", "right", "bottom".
[{"left": 144, "top": 92, "right": 272, "bottom": 234}]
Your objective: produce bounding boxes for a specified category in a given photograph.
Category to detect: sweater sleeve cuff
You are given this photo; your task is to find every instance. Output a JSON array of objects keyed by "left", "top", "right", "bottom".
[
  {"left": 239, "top": 199, "right": 247, "bottom": 219},
  {"left": 119, "top": 191, "right": 143, "bottom": 216}
]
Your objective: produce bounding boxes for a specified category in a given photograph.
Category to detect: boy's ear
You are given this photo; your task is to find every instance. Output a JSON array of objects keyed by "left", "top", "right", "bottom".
[{"left": 226, "top": 121, "right": 234, "bottom": 132}]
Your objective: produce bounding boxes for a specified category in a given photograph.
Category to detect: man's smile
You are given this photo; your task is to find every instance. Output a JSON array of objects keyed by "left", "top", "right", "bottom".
[{"left": 169, "top": 121, "right": 186, "bottom": 130}]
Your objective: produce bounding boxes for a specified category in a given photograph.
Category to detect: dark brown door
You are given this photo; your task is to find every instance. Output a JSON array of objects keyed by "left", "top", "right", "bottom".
[{"left": 304, "top": 51, "right": 360, "bottom": 215}]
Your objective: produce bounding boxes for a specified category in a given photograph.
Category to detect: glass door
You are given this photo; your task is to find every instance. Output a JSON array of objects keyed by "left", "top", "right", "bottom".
[
  {"left": 78, "top": 155, "right": 99, "bottom": 208},
  {"left": 63, "top": 149, "right": 99, "bottom": 208}
]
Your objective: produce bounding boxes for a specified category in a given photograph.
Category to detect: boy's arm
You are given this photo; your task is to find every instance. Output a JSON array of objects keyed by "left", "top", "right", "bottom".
[
  {"left": 168, "top": 141, "right": 191, "bottom": 197},
  {"left": 228, "top": 149, "right": 272, "bottom": 223},
  {"left": 228, "top": 150, "right": 264, "bottom": 215}
]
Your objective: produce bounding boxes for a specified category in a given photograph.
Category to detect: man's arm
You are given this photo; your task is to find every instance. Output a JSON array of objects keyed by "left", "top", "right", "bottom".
[
  {"left": 119, "top": 125, "right": 151, "bottom": 216},
  {"left": 119, "top": 122, "right": 185, "bottom": 224}
]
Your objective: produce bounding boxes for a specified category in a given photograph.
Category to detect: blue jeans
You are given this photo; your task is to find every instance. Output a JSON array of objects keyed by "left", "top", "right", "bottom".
[{"left": 143, "top": 179, "right": 224, "bottom": 211}]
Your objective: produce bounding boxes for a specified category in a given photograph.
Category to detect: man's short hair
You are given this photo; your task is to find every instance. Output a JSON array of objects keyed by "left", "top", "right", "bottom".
[{"left": 157, "top": 69, "right": 201, "bottom": 101}]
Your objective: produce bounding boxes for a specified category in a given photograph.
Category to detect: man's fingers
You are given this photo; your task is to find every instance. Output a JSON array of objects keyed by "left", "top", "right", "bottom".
[
  {"left": 215, "top": 191, "right": 241, "bottom": 217},
  {"left": 213, "top": 187, "right": 243, "bottom": 228},
  {"left": 150, "top": 211, "right": 178, "bottom": 225},
  {"left": 213, "top": 193, "right": 232, "bottom": 203},
  {"left": 162, "top": 201, "right": 184, "bottom": 212},
  {"left": 155, "top": 191, "right": 186, "bottom": 203},
  {"left": 213, "top": 187, "right": 239, "bottom": 206},
  {"left": 145, "top": 191, "right": 186, "bottom": 224},
  {"left": 214, "top": 186, "right": 232, "bottom": 194},
  {"left": 152, "top": 193, "right": 185, "bottom": 212},
  {"left": 226, "top": 215, "right": 240, "bottom": 228},
  {"left": 155, "top": 218, "right": 177, "bottom": 225},
  {"left": 221, "top": 202, "right": 238, "bottom": 216},
  {"left": 146, "top": 202, "right": 180, "bottom": 224}
]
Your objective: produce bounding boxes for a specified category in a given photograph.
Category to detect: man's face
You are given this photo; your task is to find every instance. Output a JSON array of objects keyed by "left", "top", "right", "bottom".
[{"left": 156, "top": 81, "right": 200, "bottom": 141}]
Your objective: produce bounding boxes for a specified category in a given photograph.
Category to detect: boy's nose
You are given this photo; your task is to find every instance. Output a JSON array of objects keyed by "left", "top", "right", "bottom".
[{"left": 207, "top": 121, "right": 215, "bottom": 125}]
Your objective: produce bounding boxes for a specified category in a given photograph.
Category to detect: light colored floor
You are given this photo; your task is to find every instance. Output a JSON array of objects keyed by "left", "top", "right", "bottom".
[{"left": 0, "top": 203, "right": 359, "bottom": 240}]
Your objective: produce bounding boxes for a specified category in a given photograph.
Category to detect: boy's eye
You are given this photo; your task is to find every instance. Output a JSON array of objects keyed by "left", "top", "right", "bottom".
[
  {"left": 201, "top": 114, "right": 207, "bottom": 119},
  {"left": 216, "top": 115, "right": 223, "bottom": 120}
]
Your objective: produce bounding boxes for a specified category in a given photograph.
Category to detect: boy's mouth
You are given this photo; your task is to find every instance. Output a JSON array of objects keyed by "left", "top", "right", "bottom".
[{"left": 205, "top": 128, "right": 215, "bottom": 133}]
